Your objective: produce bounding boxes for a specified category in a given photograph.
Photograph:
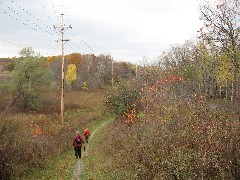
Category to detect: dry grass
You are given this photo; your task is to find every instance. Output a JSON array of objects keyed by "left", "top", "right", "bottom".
[
  {"left": 0, "top": 92, "right": 11, "bottom": 111},
  {"left": 92, "top": 98, "right": 240, "bottom": 179},
  {"left": 0, "top": 88, "right": 108, "bottom": 179}
]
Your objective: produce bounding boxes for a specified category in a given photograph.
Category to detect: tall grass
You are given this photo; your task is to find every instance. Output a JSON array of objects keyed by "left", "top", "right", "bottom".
[
  {"left": 0, "top": 89, "right": 107, "bottom": 179},
  {"left": 99, "top": 77, "right": 240, "bottom": 179},
  {"left": 100, "top": 98, "right": 240, "bottom": 179}
]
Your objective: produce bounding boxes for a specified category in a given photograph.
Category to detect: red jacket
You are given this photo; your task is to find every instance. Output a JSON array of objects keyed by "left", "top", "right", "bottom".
[
  {"left": 84, "top": 129, "right": 90, "bottom": 136},
  {"left": 72, "top": 135, "right": 84, "bottom": 147}
]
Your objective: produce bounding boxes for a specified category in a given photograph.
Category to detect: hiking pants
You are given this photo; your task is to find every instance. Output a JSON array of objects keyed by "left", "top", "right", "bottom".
[
  {"left": 74, "top": 147, "right": 82, "bottom": 158},
  {"left": 85, "top": 135, "right": 89, "bottom": 143}
]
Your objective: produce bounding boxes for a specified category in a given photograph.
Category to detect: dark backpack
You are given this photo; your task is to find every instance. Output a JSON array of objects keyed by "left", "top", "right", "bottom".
[{"left": 76, "top": 136, "right": 82, "bottom": 144}]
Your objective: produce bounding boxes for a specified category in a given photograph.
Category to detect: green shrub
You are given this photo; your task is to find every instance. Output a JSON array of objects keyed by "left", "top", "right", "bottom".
[
  {"left": 102, "top": 73, "right": 240, "bottom": 179},
  {"left": 102, "top": 96, "right": 240, "bottom": 179},
  {"left": 9, "top": 47, "right": 52, "bottom": 111},
  {"left": 106, "top": 80, "right": 141, "bottom": 116}
]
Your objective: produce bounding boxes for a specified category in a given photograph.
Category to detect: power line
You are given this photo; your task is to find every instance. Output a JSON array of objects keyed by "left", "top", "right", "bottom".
[
  {"left": 65, "top": 32, "right": 95, "bottom": 54},
  {"left": 9, "top": 0, "right": 59, "bottom": 34},
  {"left": 1, "top": 1, "right": 94, "bottom": 57},
  {"left": 0, "top": 0, "right": 64, "bottom": 42},
  {"left": 1, "top": 10, "right": 38, "bottom": 32},
  {"left": 54, "top": 0, "right": 94, "bottom": 54},
  {"left": 1, "top": 10, "right": 58, "bottom": 56},
  {"left": 39, "top": 0, "right": 61, "bottom": 28},
  {"left": 0, "top": 1, "right": 60, "bottom": 56},
  {"left": 0, "top": 39, "right": 58, "bottom": 57},
  {"left": 1, "top": 40, "right": 24, "bottom": 49}
]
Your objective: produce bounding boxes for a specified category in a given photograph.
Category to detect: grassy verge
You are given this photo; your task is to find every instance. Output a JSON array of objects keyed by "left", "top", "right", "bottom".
[
  {"left": 4, "top": 89, "right": 110, "bottom": 179},
  {"left": 79, "top": 117, "right": 115, "bottom": 180},
  {"left": 15, "top": 150, "right": 75, "bottom": 180},
  {"left": 18, "top": 116, "right": 113, "bottom": 180}
]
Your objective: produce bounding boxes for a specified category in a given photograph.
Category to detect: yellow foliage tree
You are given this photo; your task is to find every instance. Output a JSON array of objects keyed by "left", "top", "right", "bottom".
[
  {"left": 82, "top": 82, "right": 88, "bottom": 91},
  {"left": 217, "top": 53, "right": 234, "bottom": 87},
  {"left": 66, "top": 64, "right": 77, "bottom": 86}
]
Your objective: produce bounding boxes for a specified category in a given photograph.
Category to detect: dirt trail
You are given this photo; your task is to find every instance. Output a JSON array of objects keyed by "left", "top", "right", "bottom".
[{"left": 71, "top": 120, "right": 110, "bottom": 180}]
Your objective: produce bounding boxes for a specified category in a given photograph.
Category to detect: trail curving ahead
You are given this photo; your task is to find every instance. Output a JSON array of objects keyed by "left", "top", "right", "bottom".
[{"left": 71, "top": 120, "right": 110, "bottom": 180}]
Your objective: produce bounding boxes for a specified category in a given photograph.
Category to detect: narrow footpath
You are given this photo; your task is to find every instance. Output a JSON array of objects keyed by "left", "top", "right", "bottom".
[{"left": 71, "top": 120, "right": 110, "bottom": 180}]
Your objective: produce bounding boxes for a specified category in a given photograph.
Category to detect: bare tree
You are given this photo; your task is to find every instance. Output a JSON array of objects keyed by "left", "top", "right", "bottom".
[{"left": 199, "top": 0, "right": 240, "bottom": 101}]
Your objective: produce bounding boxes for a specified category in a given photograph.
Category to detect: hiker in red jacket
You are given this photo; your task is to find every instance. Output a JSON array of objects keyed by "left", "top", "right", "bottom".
[
  {"left": 84, "top": 128, "right": 90, "bottom": 143},
  {"left": 72, "top": 131, "right": 84, "bottom": 158}
]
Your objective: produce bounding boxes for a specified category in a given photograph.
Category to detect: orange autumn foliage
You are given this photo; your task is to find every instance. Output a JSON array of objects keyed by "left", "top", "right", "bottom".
[
  {"left": 32, "top": 125, "right": 44, "bottom": 136},
  {"left": 123, "top": 108, "right": 138, "bottom": 125},
  {"left": 66, "top": 53, "right": 83, "bottom": 65}
]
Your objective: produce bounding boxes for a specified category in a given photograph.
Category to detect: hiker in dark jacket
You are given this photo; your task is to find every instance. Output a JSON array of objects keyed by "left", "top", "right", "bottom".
[{"left": 72, "top": 131, "right": 84, "bottom": 158}]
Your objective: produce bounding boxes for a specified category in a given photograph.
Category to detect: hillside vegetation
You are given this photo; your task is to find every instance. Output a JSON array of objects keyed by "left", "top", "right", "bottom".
[
  {"left": 0, "top": 89, "right": 107, "bottom": 179},
  {"left": 0, "top": 0, "right": 240, "bottom": 179}
]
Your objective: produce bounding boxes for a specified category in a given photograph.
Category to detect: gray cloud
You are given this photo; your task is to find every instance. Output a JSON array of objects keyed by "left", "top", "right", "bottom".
[{"left": 0, "top": 0, "right": 201, "bottom": 63}]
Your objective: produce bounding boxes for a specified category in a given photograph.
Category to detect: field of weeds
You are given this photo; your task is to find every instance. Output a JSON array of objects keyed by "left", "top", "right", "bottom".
[{"left": 0, "top": 88, "right": 109, "bottom": 179}]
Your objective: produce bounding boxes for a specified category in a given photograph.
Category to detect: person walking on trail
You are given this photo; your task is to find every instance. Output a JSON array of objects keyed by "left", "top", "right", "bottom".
[
  {"left": 84, "top": 128, "right": 90, "bottom": 143},
  {"left": 72, "top": 131, "right": 84, "bottom": 158}
]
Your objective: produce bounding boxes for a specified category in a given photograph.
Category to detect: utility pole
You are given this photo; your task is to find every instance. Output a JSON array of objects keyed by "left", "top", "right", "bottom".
[
  {"left": 135, "top": 64, "right": 138, "bottom": 77},
  {"left": 54, "top": 14, "right": 72, "bottom": 126},
  {"left": 111, "top": 57, "right": 114, "bottom": 87}
]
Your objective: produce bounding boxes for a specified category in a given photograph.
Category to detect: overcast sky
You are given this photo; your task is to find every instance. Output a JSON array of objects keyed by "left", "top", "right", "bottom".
[{"left": 0, "top": 0, "right": 202, "bottom": 63}]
